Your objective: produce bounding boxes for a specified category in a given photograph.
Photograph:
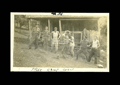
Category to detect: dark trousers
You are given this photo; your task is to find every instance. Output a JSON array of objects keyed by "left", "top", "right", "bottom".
[
  {"left": 43, "top": 37, "right": 49, "bottom": 50},
  {"left": 87, "top": 48, "right": 98, "bottom": 64},
  {"left": 76, "top": 47, "right": 88, "bottom": 60},
  {"left": 61, "top": 44, "right": 69, "bottom": 54},
  {"left": 29, "top": 33, "right": 38, "bottom": 49}
]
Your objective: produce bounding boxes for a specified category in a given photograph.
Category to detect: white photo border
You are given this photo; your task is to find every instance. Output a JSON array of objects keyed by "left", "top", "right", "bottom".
[{"left": 10, "top": 12, "right": 109, "bottom": 72}]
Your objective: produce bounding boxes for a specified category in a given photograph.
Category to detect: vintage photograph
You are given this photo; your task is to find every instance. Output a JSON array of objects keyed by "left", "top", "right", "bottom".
[{"left": 11, "top": 13, "right": 109, "bottom": 72}]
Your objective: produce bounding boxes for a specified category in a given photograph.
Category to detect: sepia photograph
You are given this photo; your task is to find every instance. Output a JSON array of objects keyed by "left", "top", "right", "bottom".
[{"left": 10, "top": 12, "right": 109, "bottom": 72}]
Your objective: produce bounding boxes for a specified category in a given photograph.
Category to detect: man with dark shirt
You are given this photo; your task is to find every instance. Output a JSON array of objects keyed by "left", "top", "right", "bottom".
[
  {"left": 76, "top": 36, "right": 89, "bottom": 60},
  {"left": 61, "top": 30, "right": 70, "bottom": 56},
  {"left": 29, "top": 24, "right": 40, "bottom": 49},
  {"left": 51, "top": 27, "right": 60, "bottom": 53},
  {"left": 43, "top": 26, "right": 50, "bottom": 50}
]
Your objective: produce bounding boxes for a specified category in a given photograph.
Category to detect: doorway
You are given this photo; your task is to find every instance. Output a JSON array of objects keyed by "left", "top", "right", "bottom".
[{"left": 50, "top": 19, "right": 59, "bottom": 32}]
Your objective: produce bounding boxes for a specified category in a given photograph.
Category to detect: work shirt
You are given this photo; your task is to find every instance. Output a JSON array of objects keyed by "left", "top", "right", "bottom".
[
  {"left": 92, "top": 40, "right": 99, "bottom": 48},
  {"left": 80, "top": 39, "right": 89, "bottom": 49},
  {"left": 43, "top": 30, "right": 50, "bottom": 37},
  {"left": 52, "top": 31, "right": 59, "bottom": 39},
  {"left": 32, "top": 27, "right": 40, "bottom": 34},
  {"left": 64, "top": 35, "right": 69, "bottom": 44},
  {"left": 70, "top": 36, "right": 75, "bottom": 47}
]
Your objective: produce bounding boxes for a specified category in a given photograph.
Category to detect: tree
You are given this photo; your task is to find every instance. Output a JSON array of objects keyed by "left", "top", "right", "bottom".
[
  {"left": 15, "top": 15, "right": 28, "bottom": 28},
  {"left": 98, "top": 16, "right": 107, "bottom": 51},
  {"left": 98, "top": 16, "right": 107, "bottom": 35}
]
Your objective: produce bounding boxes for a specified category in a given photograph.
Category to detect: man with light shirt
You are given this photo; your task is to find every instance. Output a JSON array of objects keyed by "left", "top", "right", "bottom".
[
  {"left": 76, "top": 35, "right": 89, "bottom": 60},
  {"left": 87, "top": 36, "right": 100, "bottom": 64},
  {"left": 61, "top": 30, "right": 70, "bottom": 57},
  {"left": 69, "top": 33, "right": 75, "bottom": 57},
  {"left": 51, "top": 27, "right": 60, "bottom": 53}
]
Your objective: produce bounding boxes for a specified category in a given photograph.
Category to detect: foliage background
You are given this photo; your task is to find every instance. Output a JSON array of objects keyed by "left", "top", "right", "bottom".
[{"left": 98, "top": 16, "right": 107, "bottom": 51}]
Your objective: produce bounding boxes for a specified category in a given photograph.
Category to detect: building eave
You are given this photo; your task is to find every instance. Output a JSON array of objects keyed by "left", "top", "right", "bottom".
[{"left": 26, "top": 15, "right": 101, "bottom": 19}]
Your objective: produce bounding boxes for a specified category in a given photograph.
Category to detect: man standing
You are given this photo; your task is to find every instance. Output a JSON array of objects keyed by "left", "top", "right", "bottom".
[
  {"left": 87, "top": 36, "right": 100, "bottom": 64},
  {"left": 43, "top": 26, "right": 50, "bottom": 50},
  {"left": 61, "top": 30, "right": 70, "bottom": 57},
  {"left": 76, "top": 36, "right": 89, "bottom": 60},
  {"left": 51, "top": 27, "right": 60, "bottom": 53},
  {"left": 69, "top": 33, "right": 75, "bottom": 57},
  {"left": 29, "top": 24, "right": 40, "bottom": 49}
]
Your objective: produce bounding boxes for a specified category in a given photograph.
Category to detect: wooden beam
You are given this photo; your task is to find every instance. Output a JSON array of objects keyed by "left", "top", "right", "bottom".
[
  {"left": 26, "top": 15, "right": 101, "bottom": 19},
  {"left": 59, "top": 20, "right": 62, "bottom": 33},
  {"left": 60, "top": 19, "right": 98, "bottom": 20},
  {"left": 98, "top": 19, "right": 100, "bottom": 42},
  {"left": 29, "top": 19, "right": 32, "bottom": 41},
  {"left": 48, "top": 19, "right": 50, "bottom": 32}
]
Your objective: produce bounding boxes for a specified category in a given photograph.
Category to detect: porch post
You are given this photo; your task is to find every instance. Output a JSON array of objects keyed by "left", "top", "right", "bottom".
[
  {"left": 59, "top": 20, "right": 61, "bottom": 33},
  {"left": 29, "top": 19, "right": 32, "bottom": 41},
  {"left": 98, "top": 19, "right": 100, "bottom": 41},
  {"left": 48, "top": 19, "right": 50, "bottom": 32}
]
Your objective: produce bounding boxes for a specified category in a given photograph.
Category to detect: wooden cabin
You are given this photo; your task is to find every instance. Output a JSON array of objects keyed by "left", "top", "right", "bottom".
[{"left": 26, "top": 15, "right": 101, "bottom": 46}]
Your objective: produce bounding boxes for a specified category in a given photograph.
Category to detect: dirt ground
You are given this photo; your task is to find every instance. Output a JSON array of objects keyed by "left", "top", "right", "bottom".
[{"left": 13, "top": 29, "right": 107, "bottom": 68}]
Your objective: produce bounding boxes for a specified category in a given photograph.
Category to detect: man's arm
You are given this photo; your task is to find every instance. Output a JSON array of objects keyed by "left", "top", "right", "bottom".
[
  {"left": 87, "top": 40, "right": 91, "bottom": 47},
  {"left": 58, "top": 32, "right": 61, "bottom": 39},
  {"left": 88, "top": 41, "right": 93, "bottom": 47},
  {"left": 38, "top": 27, "right": 41, "bottom": 39},
  {"left": 97, "top": 40, "right": 100, "bottom": 48},
  {"left": 78, "top": 40, "right": 83, "bottom": 50},
  {"left": 38, "top": 31, "right": 41, "bottom": 39},
  {"left": 51, "top": 32, "right": 53, "bottom": 40}
]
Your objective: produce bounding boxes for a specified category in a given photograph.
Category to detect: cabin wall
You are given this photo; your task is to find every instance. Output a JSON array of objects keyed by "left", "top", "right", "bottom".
[
  {"left": 60, "top": 20, "right": 98, "bottom": 45},
  {"left": 39, "top": 19, "right": 48, "bottom": 32},
  {"left": 61, "top": 20, "right": 98, "bottom": 31}
]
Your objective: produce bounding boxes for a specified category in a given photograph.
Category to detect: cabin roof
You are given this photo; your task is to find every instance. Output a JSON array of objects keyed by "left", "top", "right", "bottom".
[{"left": 26, "top": 15, "right": 101, "bottom": 19}]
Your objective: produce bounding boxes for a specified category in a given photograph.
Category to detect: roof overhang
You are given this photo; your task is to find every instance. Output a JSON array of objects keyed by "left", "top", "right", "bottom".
[{"left": 26, "top": 15, "right": 101, "bottom": 19}]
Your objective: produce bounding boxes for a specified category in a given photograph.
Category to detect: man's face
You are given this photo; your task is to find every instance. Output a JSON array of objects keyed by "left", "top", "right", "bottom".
[
  {"left": 54, "top": 27, "right": 57, "bottom": 31},
  {"left": 45, "top": 27, "right": 48, "bottom": 30}
]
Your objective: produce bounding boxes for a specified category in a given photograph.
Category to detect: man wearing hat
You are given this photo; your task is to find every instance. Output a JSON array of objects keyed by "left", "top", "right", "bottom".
[
  {"left": 76, "top": 35, "right": 90, "bottom": 60},
  {"left": 61, "top": 30, "right": 71, "bottom": 57},
  {"left": 29, "top": 24, "right": 40, "bottom": 49},
  {"left": 51, "top": 27, "right": 60, "bottom": 53}
]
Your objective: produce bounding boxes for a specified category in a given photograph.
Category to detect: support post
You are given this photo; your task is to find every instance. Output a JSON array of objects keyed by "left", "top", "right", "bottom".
[
  {"left": 48, "top": 19, "right": 50, "bottom": 32},
  {"left": 98, "top": 19, "right": 100, "bottom": 41},
  {"left": 29, "top": 19, "right": 32, "bottom": 41},
  {"left": 59, "top": 20, "right": 61, "bottom": 33}
]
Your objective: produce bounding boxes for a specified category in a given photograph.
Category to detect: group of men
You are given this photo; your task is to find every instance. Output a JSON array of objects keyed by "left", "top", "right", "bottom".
[
  {"left": 28, "top": 24, "right": 100, "bottom": 64},
  {"left": 76, "top": 35, "right": 100, "bottom": 64}
]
